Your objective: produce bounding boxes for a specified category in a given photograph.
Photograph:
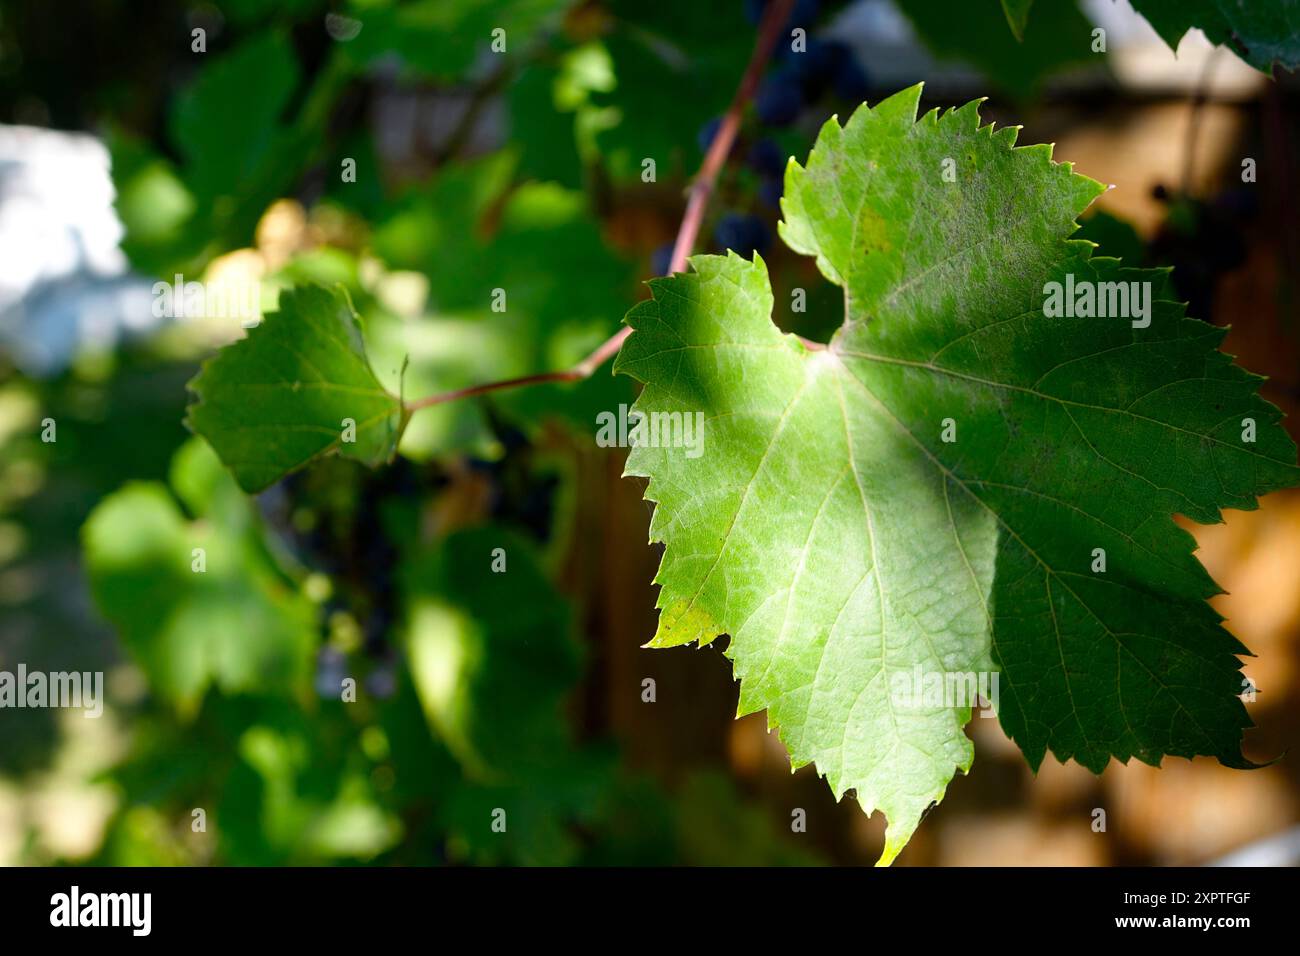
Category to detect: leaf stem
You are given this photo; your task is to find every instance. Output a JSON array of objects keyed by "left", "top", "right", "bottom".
[{"left": 405, "top": 0, "right": 800, "bottom": 414}]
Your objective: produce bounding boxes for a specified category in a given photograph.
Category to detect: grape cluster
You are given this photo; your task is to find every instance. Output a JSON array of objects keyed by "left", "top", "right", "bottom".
[
  {"left": 261, "top": 412, "right": 562, "bottom": 702},
  {"left": 465, "top": 409, "right": 562, "bottom": 543},
  {"left": 751, "top": 1, "right": 871, "bottom": 128},
  {"left": 693, "top": 0, "right": 869, "bottom": 263},
  {"left": 258, "top": 457, "right": 433, "bottom": 702}
]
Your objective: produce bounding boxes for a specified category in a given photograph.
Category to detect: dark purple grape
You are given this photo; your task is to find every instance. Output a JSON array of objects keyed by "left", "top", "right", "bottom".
[
  {"left": 465, "top": 456, "right": 500, "bottom": 477},
  {"left": 697, "top": 116, "right": 722, "bottom": 154},
  {"left": 514, "top": 472, "right": 559, "bottom": 542},
  {"left": 758, "top": 176, "right": 784, "bottom": 209},
  {"left": 829, "top": 42, "right": 870, "bottom": 102},
  {"left": 651, "top": 243, "right": 675, "bottom": 277},
  {"left": 755, "top": 75, "right": 803, "bottom": 127},
  {"left": 363, "top": 608, "right": 394, "bottom": 655},
  {"left": 789, "top": 37, "right": 836, "bottom": 98},
  {"left": 1212, "top": 187, "right": 1259, "bottom": 219},
  {"left": 714, "top": 212, "right": 772, "bottom": 257},
  {"left": 747, "top": 138, "right": 785, "bottom": 178},
  {"left": 366, "top": 666, "right": 396, "bottom": 700},
  {"left": 315, "top": 647, "right": 347, "bottom": 699}
]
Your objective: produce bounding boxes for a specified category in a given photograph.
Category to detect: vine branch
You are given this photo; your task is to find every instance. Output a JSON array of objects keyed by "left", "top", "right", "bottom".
[{"left": 406, "top": 0, "right": 798, "bottom": 413}]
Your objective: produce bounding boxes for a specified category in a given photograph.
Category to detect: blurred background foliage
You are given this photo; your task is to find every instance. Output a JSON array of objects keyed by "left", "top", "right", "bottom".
[{"left": 0, "top": 0, "right": 1298, "bottom": 866}]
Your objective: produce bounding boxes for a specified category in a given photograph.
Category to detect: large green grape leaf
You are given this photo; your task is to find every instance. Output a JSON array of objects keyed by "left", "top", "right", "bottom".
[
  {"left": 615, "top": 84, "right": 1298, "bottom": 864},
  {"left": 185, "top": 284, "right": 408, "bottom": 494}
]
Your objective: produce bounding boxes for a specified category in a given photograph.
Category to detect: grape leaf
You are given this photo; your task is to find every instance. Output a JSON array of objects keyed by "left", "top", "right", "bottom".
[
  {"left": 1127, "top": 0, "right": 1300, "bottom": 73},
  {"left": 615, "top": 84, "right": 1298, "bottom": 863},
  {"left": 400, "top": 527, "right": 583, "bottom": 779},
  {"left": 401, "top": 526, "right": 612, "bottom": 865},
  {"left": 339, "top": 0, "right": 571, "bottom": 81},
  {"left": 171, "top": 32, "right": 300, "bottom": 207},
  {"left": 83, "top": 438, "right": 316, "bottom": 713},
  {"left": 896, "top": 0, "right": 1097, "bottom": 95},
  {"left": 1001, "top": 0, "right": 1035, "bottom": 41},
  {"left": 592, "top": 0, "right": 754, "bottom": 178},
  {"left": 186, "top": 284, "right": 408, "bottom": 493},
  {"left": 995, "top": 0, "right": 1300, "bottom": 73}
]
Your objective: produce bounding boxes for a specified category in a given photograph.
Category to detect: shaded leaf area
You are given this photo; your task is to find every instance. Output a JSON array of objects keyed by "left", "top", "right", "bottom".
[
  {"left": 590, "top": 0, "right": 756, "bottom": 179},
  {"left": 616, "top": 85, "right": 1298, "bottom": 863},
  {"left": 83, "top": 438, "right": 316, "bottom": 713},
  {"left": 338, "top": 0, "right": 572, "bottom": 81},
  {"left": 111, "top": 32, "right": 322, "bottom": 276},
  {"left": 1001, "top": 0, "right": 1036, "bottom": 41},
  {"left": 402, "top": 527, "right": 581, "bottom": 777},
  {"left": 1074, "top": 209, "right": 1147, "bottom": 267},
  {"left": 1132, "top": 0, "right": 1300, "bottom": 72},
  {"left": 400, "top": 526, "right": 611, "bottom": 864},
  {"left": 83, "top": 441, "right": 815, "bottom": 864},
  {"left": 0, "top": 358, "right": 193, "bottom": 773},
  {"left": 109, "top": 6, "right": 590, "bottom": 279},
  {"left": 896, "top": 0, "right": 1098, "bottom": 95},
  {"left": 371, "top": 155, "right": 630, "bottom": 352},
  {"left": 186, "top": 285, "right": 407, "bottom": 493},
  {"left": 1006, "top": 0, "right": 1300, "bottom": 73},
  {"left": 509, "top": 57, "right": 587, "bottom": 190}
]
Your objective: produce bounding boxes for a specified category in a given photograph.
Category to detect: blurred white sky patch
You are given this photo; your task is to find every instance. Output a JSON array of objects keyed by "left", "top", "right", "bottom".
[{"left": 0, "top": 125, "right": 155, "bottom": 376}]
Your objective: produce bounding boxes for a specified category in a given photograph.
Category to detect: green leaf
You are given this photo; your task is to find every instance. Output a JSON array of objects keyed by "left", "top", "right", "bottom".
[
  {"left": 401, "top": 527, "right": 609, "bottom": 865},
  {"left": 340, "top": 0, "right": 571, "bottom": 80},
  {"left": 83, "top": 438, "right": 316, "bottom": 712},
  {"left": 1074, "top": 208, "right": 1146, "bottom": 265},
  {"left": 592, "top": 0, "right": 754, "bottom": 177},
  {"left": 1001, "top": 0, "right": 1035, "bottom": 41},
  {"left": 896, "top": 0, "right": 1096, "bottom": 94},
  {"left": 113, "top": 32, "right": 322, "bottom": 275},
  {"left": 401, "top": 527, "right": 583, "bottom": 779},
  {"left": 990, "top": 0, "right": 1300, "bottom": 74},
  {"left": 1128, "top": 0, "right": 1300, "bottom": 73},
  {"left": 186, "top": 284, "right": 408, "bottom": 494},
  {"left": 615, "top": 85, "right": 1298, "bottom": 864},
  {"left": 510, "top": 61, "right": 585, "bottom": 189},
  {"left": 171, "top": 32, "right": 300, "bottom": 205}
]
